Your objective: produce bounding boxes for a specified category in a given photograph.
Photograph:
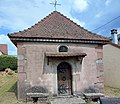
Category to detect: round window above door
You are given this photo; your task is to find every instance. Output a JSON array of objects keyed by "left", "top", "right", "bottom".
[{"left": 59, "top": 46, "right": 68, "bottom": 52}]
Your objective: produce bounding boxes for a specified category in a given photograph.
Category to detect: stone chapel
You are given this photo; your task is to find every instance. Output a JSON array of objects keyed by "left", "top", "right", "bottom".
[{"left": 8, "top": 11, "right": 109, "bottom": 100}]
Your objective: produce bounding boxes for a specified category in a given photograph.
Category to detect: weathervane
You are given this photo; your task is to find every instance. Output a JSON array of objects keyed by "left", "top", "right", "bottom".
[{"left": 50, "top": 0, "right": 61, "bottom": 11}]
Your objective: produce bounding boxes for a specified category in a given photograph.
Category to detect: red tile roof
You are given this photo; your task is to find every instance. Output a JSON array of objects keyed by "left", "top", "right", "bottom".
[
  {"left": 0, "top": 44, "right": 8, "bottom": 55},
  {"left": 46, "top": 52, "right": 87, "bottom": 57},
  {"left": 8, "top": 11, "right": 109, "bottom": 42}
]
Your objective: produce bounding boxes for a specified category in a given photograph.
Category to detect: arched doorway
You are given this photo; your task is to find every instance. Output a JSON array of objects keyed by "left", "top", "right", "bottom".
[{"left": 57, "top": 62, "right": 72, "bottom": 95}]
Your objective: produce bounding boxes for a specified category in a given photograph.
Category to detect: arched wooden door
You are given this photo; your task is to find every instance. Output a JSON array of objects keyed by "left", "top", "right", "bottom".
[{"left": 57, "top": 62, "right": 72, "bottom": 95}]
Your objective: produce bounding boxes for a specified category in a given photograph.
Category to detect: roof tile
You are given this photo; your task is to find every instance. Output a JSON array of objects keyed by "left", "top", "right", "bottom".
[
  {"left": 0, "top": 44, "right": 8, "bottom": 55},
  {"left": 46, "top": 52, "right": 87, "bottom": 57},
  {"left": 8, "top": 11, "right": 109, "bottom": 42}
]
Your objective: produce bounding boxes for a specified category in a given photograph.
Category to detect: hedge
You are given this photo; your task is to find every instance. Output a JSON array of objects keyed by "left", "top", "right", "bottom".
[{"left": 0, "top": 56, "right": 17, "bottom": 71}]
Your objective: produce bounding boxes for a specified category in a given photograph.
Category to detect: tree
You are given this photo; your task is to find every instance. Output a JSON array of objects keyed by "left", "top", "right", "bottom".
[{"left": 0, "top": 56, "right": 17, "bottom": 71}]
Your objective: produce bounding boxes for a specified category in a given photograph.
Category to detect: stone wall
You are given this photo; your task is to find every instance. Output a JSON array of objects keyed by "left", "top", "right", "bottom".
[
  {"left": 17, "top": 42, "right": 104, "bottom": 100},
  {"left": 95, "top": 45, "right": 104, "bottom": 93}
]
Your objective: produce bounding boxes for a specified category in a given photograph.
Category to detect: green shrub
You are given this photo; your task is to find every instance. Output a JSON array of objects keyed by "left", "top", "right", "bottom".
[{"left": 0, "top": 56, "right": 17, "bottom": 71}]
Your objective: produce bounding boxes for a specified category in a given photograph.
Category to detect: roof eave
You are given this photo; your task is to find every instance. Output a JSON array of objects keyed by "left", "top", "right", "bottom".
[
  {"left": 9, "top": 37, "right": 110, "bottom": 45},
  {"left": 8, "top": 34, "right": 17, "bottom": 46}
]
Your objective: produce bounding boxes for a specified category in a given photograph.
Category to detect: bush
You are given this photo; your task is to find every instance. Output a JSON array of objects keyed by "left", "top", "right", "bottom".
[{"left": 0, "top": 56, "right": 17, "bottom": 71}]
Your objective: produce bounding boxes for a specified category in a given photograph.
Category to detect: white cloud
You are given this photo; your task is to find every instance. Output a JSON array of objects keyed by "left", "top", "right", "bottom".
[
  {"left": 0, "top": 34, "right": 17, "bottom": 55},
  {"left": 95, "top": 12, "right": 104, "bottom": 18},
  {"left": 0, "top": 0, "right": 86, "bottom": 32},
  {"left": 72, "top": 0, "right": 88, "bottom": 12},
  {"left": 105, "top": 0, "right": 112, "bottom": 6},
  {"left": 0, "top": 0, "right": 53, "bottom": 32}
]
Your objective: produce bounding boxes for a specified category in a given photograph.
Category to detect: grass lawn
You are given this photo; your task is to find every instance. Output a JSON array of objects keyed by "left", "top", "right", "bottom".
[
  {"left": 0, "top": 71, "right": 120, "bottom": 104},
  {"left": 104, "top": 85, "right": 120, "bottom": 97},
  {"left": 0, "top": 71, "right": 26, "bottom": 104}
]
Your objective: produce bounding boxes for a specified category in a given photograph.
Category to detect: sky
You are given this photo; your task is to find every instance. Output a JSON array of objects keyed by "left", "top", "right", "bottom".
[{"left": 0, "top": 0, "right": 120, "bottom": 55}]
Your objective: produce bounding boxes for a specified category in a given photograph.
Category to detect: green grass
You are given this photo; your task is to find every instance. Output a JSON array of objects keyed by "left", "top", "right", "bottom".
[
  {"left": 104, "top": 86, "right": 120, "bottom": 97},
  {"left": 0, "top": 73, "right": 11, "bottom": 87},
  {"left": 0, "top": 72, "right": 26, "bottom": 104}
]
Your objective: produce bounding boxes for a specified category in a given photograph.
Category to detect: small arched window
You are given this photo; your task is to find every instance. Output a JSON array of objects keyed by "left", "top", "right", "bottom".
[{"left": 59, "top": 46, "right": 68, "bottom": 52}]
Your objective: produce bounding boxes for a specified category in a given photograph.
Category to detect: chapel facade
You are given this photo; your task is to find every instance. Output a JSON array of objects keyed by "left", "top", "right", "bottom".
[{"left": 8, "top": 11, "right": 109, "bottom": 100}]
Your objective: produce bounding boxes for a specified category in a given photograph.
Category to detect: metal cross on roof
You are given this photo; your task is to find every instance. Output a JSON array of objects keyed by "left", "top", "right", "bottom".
[{"left": 50, "top": 0, "right": 61, "bottom": 11}]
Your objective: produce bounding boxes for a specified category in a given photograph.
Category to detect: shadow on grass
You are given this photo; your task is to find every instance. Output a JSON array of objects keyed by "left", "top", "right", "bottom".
[{"left": 8, "top": 81, "right": 18, "bottom": 99}]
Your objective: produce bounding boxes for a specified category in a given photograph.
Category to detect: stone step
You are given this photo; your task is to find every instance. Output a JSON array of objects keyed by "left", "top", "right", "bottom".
[
  {"left": 27, "top": 96, "right": 86, "bottom": 104},
  {"left": 51, "top": 96, "right": 86, "bottom": 104}
]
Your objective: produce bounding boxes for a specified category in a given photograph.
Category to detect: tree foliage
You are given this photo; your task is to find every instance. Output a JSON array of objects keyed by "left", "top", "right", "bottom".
[{"left": 0, "top": 56, "right": 17, "bottom": 71}]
